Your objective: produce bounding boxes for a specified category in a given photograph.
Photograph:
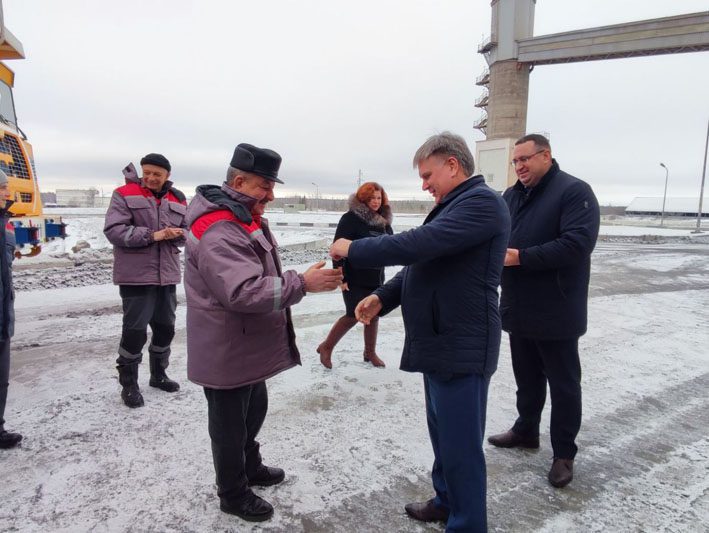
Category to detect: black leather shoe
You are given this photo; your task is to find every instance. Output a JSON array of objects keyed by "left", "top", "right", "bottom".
[
  {"left": 487, "top": 430, "right": 539, "bottom": 449},
  {"left": 248, "top": 465, "right": 285, "bottom": 487},
  {"left": 404, "top": 499, "right": 449, "bottom": 523},
  {"left": 548, "top": 458, "right": 574, "bottom": 488},
  {"left": 220, "top": 492, "right": 274, "bottom": 522},
  {"left": 0, "top": 430, "right": 23, "bottom": 449}
]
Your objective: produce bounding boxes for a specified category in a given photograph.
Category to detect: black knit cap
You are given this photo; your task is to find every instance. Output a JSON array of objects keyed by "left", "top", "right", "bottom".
[
  {"left": 230, "top": 143, "right": 283, "bottom": 184},
  {"left": 140, "top": 153, "right": 171, "bottom": 173}
]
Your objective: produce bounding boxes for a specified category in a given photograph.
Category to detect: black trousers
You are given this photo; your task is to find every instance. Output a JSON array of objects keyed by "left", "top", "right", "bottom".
[
  {"left": 510, "top": 335, "right": 581, "bottom": 459},
  {"left": 0, "top": 339, "right": 10, "bottom": 430},
  {"left": 204, "top": 382, "right": 268, "bottom": 503},
  {"left": 117, "top": 285, "right": 176, "bottom": 364}
]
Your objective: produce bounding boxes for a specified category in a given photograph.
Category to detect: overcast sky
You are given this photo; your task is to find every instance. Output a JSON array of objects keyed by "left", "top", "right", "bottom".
[{"left": 4, "top": 0, "right": 709, "bottom": 204}]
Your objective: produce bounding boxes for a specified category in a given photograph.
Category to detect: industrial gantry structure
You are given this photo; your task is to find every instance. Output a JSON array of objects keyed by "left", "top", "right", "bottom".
[{"left": 474, "top": 0, "right": 709, "bottom": 190}]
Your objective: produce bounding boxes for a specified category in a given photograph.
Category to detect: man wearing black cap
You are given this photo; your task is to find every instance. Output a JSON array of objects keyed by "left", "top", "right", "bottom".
[
  {"left": 184, "top": 143, "right": 342, "bottom": 522},
  {"left": 104, "top": 153, "right": 188, "bottom": 408}
]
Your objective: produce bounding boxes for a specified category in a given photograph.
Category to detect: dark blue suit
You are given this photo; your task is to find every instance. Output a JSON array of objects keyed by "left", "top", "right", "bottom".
[{"left": 349, "top": 176, "right": 510, "bottom": 532}]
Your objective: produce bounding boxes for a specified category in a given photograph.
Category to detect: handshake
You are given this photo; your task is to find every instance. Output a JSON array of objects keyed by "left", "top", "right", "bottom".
[
  {"left": 301, "top": 238, "right": 352, "bottom": 292},
  {"left": 325, "top": 238, "right": 382, "bottom": 325},
  {"left": 301, "top": 238, "right": 382, "bottom": 324}
]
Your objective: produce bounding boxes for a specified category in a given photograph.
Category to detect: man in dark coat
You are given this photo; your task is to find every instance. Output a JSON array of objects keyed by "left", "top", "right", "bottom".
[
  {"left": 330, "top": 132, "right": 510, "bottom": 532},
  {"left": 104, "top": 153, "right": 188, "bottom": 408},
  {"left": 488, "top": 134, "right": 600, "bottom": 489},
  {"left": 0, "top": 169, "right": 22, "bottom": 449}
]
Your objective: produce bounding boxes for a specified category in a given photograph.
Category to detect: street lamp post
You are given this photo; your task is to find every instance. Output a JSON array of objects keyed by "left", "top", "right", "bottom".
[
  {"left": 311, "top": 182, "right": 319, "bottom": 211},
  {"left": 659, "top": 162, "right": 669, "bottom": 227},
  {"left": 693, "top": 118, "right": 708, "bottom": 233}
]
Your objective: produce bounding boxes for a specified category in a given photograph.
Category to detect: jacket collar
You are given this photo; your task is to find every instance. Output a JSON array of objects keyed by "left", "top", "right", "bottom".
[
  {"left": 348, "top": 194, "right": 393, "bottom": 227},
  {"left": 439, "top": 175, "right": 485, "bottom": 206},
  {"left": 147, "top": 180, "right": 174, "bottom": 200},
  {"left": 426, "top": 175, "right": 485, "bottom": 222},
  {"left": 513, "top": 159, "right": 560, "bottom": 196},
  {"left": 195, "top": 183, "right": 253, "bottom": 224},
  {"left": 0, "top": 200, "right": 14, "bottom": 216}
]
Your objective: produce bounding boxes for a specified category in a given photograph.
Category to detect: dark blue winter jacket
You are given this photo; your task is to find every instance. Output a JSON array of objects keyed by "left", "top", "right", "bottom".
[
  {"left": 348, "top": 176, "right": 510, "bottom": 377},
  {"left": 500, "top": 160, "right": 599, "bottom": 340},
  {"left": 1, "top": 202, "right": 16, "bottom": 339}
]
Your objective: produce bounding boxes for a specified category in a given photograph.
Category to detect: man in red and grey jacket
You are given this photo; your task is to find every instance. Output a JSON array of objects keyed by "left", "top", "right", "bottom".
[
  {"left": 185, "top": 143, "right": 342, "bottom": 522},
  {"left": 104, "top": 153, "right": 188, "bottom": 408}
]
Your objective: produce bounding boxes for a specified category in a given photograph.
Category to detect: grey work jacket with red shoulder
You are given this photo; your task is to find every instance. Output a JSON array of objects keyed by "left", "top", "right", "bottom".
[
  {"left": 184, "top": 183, "right": 307, "bottom": 389},
  {"left": 103, "top": 173, "right": 187, "bottom": 286}
]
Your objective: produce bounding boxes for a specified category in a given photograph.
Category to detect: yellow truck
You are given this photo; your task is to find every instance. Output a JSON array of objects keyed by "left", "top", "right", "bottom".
[{"left": 0, "top": 2, "right": 65, "bottom": 256}]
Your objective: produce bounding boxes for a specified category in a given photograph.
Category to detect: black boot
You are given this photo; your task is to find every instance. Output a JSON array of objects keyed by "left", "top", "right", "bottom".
[
  {"left": 149, "top": 355, "right": 180, "bottom": 392},
  {"left": 117, "top": 363, "right": 144, "bottom": 408},
  {"left": 0, "top": 429, "right": 23, "bottom": 449}
]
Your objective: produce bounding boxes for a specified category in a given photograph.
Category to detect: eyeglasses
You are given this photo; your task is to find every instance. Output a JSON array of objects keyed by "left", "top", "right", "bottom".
[{"left": 511, "top": 150, "right": 546, "bottom": 167}]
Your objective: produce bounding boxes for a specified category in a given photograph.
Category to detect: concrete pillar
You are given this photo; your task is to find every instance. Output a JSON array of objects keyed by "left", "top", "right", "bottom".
[{"left": 486, "top": 60, "right": 529, "bottom": 140}]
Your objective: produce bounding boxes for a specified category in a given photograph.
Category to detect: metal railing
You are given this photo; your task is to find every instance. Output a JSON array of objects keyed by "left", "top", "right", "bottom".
[{"left": 477, "top": 35, "right": 496, "bottom": 53}]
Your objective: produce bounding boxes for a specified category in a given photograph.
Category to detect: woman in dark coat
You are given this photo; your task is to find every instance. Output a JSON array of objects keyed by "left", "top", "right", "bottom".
[{"left": 317, "top": 182, "right": 393, "bottom": 369}]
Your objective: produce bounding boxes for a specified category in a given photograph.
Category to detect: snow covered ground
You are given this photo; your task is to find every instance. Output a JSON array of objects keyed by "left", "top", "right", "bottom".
[{"left": 1, "top": 210, "right": 708, "bottom": 532}]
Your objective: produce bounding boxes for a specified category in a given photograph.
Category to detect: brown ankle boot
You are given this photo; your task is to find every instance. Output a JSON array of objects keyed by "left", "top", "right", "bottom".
[
  {"left": 363, "top": 318, "right": 385, "bottom": 368},
  {"left": 317, "top": 316, "right": 357, "bottom": 369}
]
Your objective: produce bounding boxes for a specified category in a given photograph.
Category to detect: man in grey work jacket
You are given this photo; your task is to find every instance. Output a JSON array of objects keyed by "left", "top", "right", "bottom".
[
  {"left": 185, "top": 143, "right": 342, "bottom": 522},
  {"left": 104, "top": 153, "right": 188, "bottom": 408}
]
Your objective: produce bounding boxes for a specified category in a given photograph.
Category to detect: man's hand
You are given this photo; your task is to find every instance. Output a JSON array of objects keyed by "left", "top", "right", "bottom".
[
  {"left": 340, "top": 282, "right": 349, "bottom": 292},
  {"left": 154, "top": 227, "right": 185, "bottom": 241},
  {"left": 303, "top": 261, "right": 343, "bottom": 293},
  {"left": 504, "top": 248, "right": 520, "bottom": 267},
  {"left": 330, "top": 238, "right": 352, "bottom": 261},
  {"left": 355, "top": 295, "right": 382, "bottom": 325}
]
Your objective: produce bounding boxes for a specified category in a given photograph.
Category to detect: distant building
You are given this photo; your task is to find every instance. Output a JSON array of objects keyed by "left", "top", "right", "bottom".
[
  {"left": 40, "top": 191, "right": 56, "bottom": 204},
  {"left": 284, "top": 203, "right": 306, "bottom": 213},
  {"left": 55, "top": 188, "right": 99, "bottom": 207},
  {"left": 626, "top": 197, "right": 708, "bottom": 217}
]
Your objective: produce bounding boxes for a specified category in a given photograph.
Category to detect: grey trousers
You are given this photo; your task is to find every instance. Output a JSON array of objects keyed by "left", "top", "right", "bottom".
[
  {"left": 0, "top": 338, "right": 11, "bottom": 430},
  {"left": 116, "top": 285, "right": 177, "bottom": 365}
]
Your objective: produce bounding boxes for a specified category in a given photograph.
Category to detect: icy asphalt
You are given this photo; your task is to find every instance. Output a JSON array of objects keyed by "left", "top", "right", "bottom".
[{"left": 1, "top": 240, "right": 708, "bottom": 532}]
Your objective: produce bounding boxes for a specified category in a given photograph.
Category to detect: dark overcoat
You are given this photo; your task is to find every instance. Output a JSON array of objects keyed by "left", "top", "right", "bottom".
[
  {"left": 500, "top": 160, "right": 600, "bottom": 340},
  {"left": 0, "top": 203, "right": 15, "bottom": 339},
  {"left": 348, "top": 176, "right": 510, "bottom": 377}
]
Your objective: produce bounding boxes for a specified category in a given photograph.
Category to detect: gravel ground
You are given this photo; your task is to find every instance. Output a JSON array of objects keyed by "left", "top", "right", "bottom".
[{"left": 12, "top": 247, "right": 330, "bottom": 292}]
